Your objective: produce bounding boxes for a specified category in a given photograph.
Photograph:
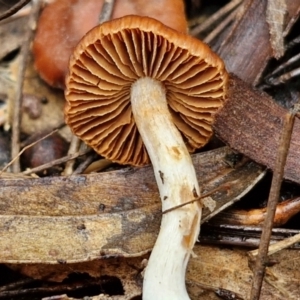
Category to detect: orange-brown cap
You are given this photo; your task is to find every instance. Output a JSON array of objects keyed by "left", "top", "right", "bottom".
[
  {"left": 65, "top": 15, "right": 228, "bottom": 166},
  {"left": 32, "top": 0, "right": 187, "bottom": 88}
]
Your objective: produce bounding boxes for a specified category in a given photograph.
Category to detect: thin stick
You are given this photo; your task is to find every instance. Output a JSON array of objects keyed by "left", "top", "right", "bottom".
[
  {"left": 0, "top": 5, "right": 31, "bottom": 25},
  {"left": 2, "top": 129, "right": 58, "bottom": 174},
  {"left": 0, "top": 0, "right": 31, "bottom": 21},
  {"left": 99, "top": 0, "right": 115, "bottom": 23},
  {"left": 250, "top": 112, "right": 295, "bottom": 300},
  {"left": 190, "top": 0, "right": 243, "bottom": 36},
  {"left": 11, "top": 0, "right": 41, "bottom": 173},
  {"left": 22, "top": 149, "right": 91, "bottom": 175},
  {"left": 163, "top": 185, "right": 228, "bottom": 214}
]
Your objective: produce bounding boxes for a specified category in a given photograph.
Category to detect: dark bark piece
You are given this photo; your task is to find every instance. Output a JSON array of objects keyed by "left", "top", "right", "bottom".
[
  {"left": 218, "top": 0, "right": 300, "bottom": 85},
  {"left": 201, "top": 225, "right": 300, "bottom": 248},
  {"left": 218, "top": 0, "right": 271, "bottom": 85},
  {"left": 214, "top": 75, "right": 300, "bottom": 184}
]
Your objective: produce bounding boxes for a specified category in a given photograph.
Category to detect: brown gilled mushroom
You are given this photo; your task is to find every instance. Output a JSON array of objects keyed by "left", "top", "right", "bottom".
[{"left": 65, "top": 15, "right": 228, "bottom": 300}]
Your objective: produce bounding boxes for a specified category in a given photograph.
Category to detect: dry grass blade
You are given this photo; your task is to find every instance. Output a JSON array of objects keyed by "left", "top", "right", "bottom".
[
  {"left": 204, "top": 7, "right": 241, "bottom": 45},
  {"left": 266, "top": 52, "right": 300, "bottom": 81},
  {"left": 190, "top": 0, "right": 243, "bottom": 36},
  {"left": 249, "top": 232, "right": 300, "bottom": 259}
]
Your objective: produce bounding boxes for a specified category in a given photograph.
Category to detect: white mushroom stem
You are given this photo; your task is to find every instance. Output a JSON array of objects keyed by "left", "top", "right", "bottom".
[{"left": 131, "top": 77, "right": 202, "bottom": 300}]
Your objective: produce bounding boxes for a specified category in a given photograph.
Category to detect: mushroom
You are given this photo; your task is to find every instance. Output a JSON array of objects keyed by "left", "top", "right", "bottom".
[
  {"left": 32, "top": 0, "right": 187, "bottom": 88},
  {"left": 64, "top": 16, "right": 228, "bottom": 299}
]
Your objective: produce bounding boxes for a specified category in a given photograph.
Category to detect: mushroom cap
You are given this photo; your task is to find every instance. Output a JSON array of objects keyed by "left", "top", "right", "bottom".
[
  {"left": 33, "top": 0, "right": 104, "bottom": 88},
  {"left": 65, "top": 15, "right": 228, "bottom": 166}
]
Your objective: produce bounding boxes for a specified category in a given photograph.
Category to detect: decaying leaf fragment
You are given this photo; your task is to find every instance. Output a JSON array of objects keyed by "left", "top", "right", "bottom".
[
  {"left": 11, "top": 244, "right": 300, "bottom": 300},
  {"left": 11, "top": 255, "right": 147, "bottom": 300},
  {"left": 186, "top": 245, "right": 300, "bottom": 300}
]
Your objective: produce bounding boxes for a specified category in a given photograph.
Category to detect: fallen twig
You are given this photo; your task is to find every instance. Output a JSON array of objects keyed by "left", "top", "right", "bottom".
[
  {"left": 22, "top": 149, "right": 91, "bottom": 175},
  {"left": 2, "top": 128, "right": 58, "bottom": 173},
  {"left": 250, "top": 111, "right": 295, "bottom": 300},
  {"left": 11, "top": 0, "right": 42, "bottom": 173},
  {"left": 0, "top": 0, "right": 31, "bottom": 21}
]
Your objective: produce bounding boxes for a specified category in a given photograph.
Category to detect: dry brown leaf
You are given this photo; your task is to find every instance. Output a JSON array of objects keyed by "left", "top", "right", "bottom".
[
  {"left": 0, "top": 147, "right": 265, "bottom": 263},
  {"left": 214, "top": 76, "right": 300, "bottom": 185},
  {"left": 186, "top": 245, "right": 300, "bottom": 300}
]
